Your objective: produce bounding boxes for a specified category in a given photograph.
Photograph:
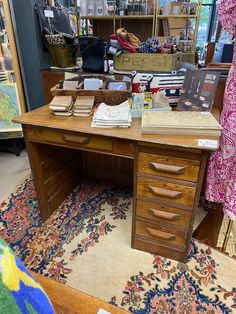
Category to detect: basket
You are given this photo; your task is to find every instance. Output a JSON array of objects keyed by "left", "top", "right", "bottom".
[
  {"left": 50, "top": 74, "right": 132, "bottom": 106},
  {"left": 48, "top": 44, "right": 79, "bottom": 68}
]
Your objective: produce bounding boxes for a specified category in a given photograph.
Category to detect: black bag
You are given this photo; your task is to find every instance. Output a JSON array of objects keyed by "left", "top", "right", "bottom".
[
  {"left": 78, "top": 36, "right": 106, "bottom": 73},
  {"left": 35, "top": 1, "right": 73, "bottom": 36}
]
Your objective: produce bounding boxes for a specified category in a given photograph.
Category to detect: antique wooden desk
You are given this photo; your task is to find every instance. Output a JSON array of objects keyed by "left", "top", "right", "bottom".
[{"left": 14, "top": 106, "right": 219, "bottom": 262}]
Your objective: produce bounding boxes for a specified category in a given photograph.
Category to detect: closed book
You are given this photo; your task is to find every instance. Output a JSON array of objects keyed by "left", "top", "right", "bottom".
[{"left": 142, "top": 111, "right": 222, "bottom": 136}]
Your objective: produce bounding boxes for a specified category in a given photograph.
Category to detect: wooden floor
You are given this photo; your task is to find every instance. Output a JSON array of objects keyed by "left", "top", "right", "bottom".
[{"left": 33, "top": 272, "right": 128, "bottom": 314}]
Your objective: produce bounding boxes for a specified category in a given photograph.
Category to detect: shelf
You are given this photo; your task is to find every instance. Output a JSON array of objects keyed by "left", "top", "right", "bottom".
[
  {"left": 81, "top": 15, "right": 154, "bottom": 20},
  {"left": 156, "top": 15, "right": 198, "bottom": 19},
  {"left": 114, "top": 15, "right": 154, "bottom": 19},
  {"left": 81, "top": 15, "right": 114, "bottom": 20}
]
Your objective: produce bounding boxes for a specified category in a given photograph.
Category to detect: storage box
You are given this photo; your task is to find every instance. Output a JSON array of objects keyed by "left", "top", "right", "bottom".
[
  {"left": 50, "top": 74, "right": 132, "bottom": 106},
  {"left": 114, "top": 52, "right": 182, "bottom": 72}
]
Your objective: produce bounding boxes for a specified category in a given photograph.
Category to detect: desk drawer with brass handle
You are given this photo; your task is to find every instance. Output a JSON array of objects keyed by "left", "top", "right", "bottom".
[
  {"left": 135, "top": 220, "right": 187, "bottom": 248},
  {"left": 138, "top": 152, "right": 200, "bottom": 182},
  {"left": 27, "top": 126, "right": 113, "bottom": 152},
  {"left": 134, "top": 237, "right": 186, "bottom": 261},
  {"left": 135, "top": 220, "right": 188, "bottom": 247},
  {"left": 136, "top": 200, "right": 192, "bottom": 228},
  {"left": 137, "top": 177, "right": 196, "bottom": 207}
]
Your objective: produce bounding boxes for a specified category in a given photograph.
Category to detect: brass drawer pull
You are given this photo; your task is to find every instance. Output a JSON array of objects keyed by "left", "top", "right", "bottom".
[
  {"left": 62, "top": 134, "right": 90, "bottom": 145},
  {"left": 150, "top": 162, "right": 185, "bottom": 174},
  {"left": 148, "top": 208, "right": 180, "bottom": 221},
  {"left": 148, "top": 186, "right": 182, "bottom": 199},
  {"left": 146, "top": 228, "right": 176, "bottom": 241}
]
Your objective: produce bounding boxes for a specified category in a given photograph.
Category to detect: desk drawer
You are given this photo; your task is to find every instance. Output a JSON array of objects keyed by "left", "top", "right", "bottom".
[
  {"left": 137, "top": 177, "right": 196, "bottom": 207},
  {"left": 134, "top": 237, "right": 186, "bottom": 261},
  {"left": 135, "top": 220, "right": 187, "bottom": 248},
  {"left": 136, "top": 200, "right": 192, "bottom": 229},
  {"left": 27, "top": 127, "right": 113, "bottom": 152},
  {"left": 138, "top": 152, "right": 200, "bottom": 182}
]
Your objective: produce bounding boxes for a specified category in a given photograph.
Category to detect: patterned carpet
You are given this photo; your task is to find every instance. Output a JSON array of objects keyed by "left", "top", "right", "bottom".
[{"left": 0, "top": 174, "right": 236, "bottom": 313}]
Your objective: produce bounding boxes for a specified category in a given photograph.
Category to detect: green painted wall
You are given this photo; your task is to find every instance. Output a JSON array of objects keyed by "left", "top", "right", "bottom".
[{"left": 11, "top": 0, "right": 51, "bottom": 110}]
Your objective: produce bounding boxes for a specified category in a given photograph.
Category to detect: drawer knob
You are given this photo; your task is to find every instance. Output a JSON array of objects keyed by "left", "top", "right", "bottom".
[
  {"left": 148, "top": 186, "right": 182, "bottom": 199},
  {"left": 148, "top": 208, "right": 180, "bottom": 221},
  {"left": 62, "top": 134, "right": 90, "bottom": 145},
  {"left": 146, "top": 228, "right": 176, "bottom": 241},
  {"left": 150, "top": 162, "right": 185, "bottom": 174}
]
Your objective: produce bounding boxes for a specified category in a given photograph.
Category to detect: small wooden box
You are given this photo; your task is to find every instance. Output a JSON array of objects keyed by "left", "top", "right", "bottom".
[
  {"left": 114, "top": 52, "right": 182, "bottom": 72},
  {"left": 50, "top": 75, "right": 132, "bottom": 106}
]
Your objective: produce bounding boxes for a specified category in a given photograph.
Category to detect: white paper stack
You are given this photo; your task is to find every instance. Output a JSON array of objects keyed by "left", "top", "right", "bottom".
[
  {"left": 49, "top": 96, "right": 73, "bottom": 116},
  {"left": 91, "top": 101, "right": 132, "bottom": 128},
  {"left": 73, "top": 96, "right": 95, "bottom": 117}
]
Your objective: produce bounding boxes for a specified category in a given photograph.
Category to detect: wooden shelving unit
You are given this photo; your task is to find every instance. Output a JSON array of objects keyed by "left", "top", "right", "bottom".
[{"left": 81, "top": 0, "right": 202, "bottom": 64}]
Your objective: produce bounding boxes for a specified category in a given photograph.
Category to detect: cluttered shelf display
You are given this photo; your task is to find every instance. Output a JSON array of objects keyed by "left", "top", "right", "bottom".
[
  {"left": 77, "top": 0, "right": 201, "bottom": 64},
  {"left": 0, "top": 0, "right": 25, "bottom": 139}
]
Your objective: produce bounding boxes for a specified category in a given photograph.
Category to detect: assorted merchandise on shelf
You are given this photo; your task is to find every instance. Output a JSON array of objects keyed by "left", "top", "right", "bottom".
[
  {"left": 79, "top": 0, "right": 154, "bottom": 17},
  {"left": 109, "top": 29, "right": 186, "bottom": 56}
]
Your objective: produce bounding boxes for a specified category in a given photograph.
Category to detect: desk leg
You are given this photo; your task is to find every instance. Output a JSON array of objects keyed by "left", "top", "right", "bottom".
[
  {"left": 24, "top": 128, "right": 81, "bottom": 221},
  {"left": 25, "top": 139, "right": 51, "bottom": 221}
]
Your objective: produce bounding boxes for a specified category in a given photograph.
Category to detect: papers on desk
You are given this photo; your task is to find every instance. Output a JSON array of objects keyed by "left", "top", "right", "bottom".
[{"left": 91, "top": 101, "right": 132, "bottom": 128}]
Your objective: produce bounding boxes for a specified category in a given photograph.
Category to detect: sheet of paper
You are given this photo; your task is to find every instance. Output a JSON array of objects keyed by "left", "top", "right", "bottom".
[
  {"left": 198, "top": 139, "right": 218, "bottom": 149},
  {"left": 44, "top": 10, "right": 54, "bottom": 18},
  {"left": 97, "top": 309, "right": 111, "bottom": 314}
]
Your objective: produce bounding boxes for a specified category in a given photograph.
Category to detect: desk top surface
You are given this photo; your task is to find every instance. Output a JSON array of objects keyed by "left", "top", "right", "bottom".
[{"left": 14, "top": 105, "right": 220, "bottom": 151}]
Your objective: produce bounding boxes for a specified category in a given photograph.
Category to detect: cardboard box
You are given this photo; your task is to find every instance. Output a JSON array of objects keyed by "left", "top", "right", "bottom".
[{"left": 114, "top": 52, "right": 182, "bottom": 72}]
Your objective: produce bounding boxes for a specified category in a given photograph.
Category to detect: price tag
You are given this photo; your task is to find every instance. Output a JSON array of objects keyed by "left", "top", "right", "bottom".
[
  {"left": 97, "top": 309, "right": 110, "bottom": 314},
  {"left": 198, "top": 139, "right": 218, "bottom": 149},
  {"left": 44, "top": 10, "right": 54, "bottom": 18}
]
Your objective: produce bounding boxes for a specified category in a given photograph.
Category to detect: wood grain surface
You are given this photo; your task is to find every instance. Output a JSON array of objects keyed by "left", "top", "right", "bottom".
[
  {"left": 137, "top": 177, "right": 196, "bottom": 207},
  {"left": 14, "top": 105, "right": 220, "bottom": 151},
  {"left": 138, "top": 152, "right": 200, "bottom": 182},
  {"left": 33, "top": 272, "right": 129, "bottom": 314}
]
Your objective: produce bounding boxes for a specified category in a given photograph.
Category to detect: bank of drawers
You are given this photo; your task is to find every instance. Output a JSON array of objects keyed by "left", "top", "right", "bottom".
[{"left": 134, "top": 148, "right": 201, "bottom": 261}]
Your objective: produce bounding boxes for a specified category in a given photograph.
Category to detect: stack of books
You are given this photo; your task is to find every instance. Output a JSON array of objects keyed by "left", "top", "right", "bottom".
[
  {"left": 91, "top": 101, "right": 132, "bottom": 128},
  {"left": 49, "top": 96, "right": 73, "bottom": 116},
  {"left": 73, "top": 96, "right": 95, "bottom": 117},
  {"left": 142, "top": 111, "right": 222, "bottom": 136}
]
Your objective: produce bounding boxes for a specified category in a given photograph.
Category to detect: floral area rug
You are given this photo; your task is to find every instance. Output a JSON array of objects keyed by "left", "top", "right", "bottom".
[{"left": 0, "top": 174, "right": 236, "bottom": 313}]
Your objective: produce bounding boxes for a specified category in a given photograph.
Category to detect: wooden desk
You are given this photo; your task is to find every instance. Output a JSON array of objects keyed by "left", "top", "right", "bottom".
[{"left": 14, "top": 106, "right": 220, "bottom": 262}]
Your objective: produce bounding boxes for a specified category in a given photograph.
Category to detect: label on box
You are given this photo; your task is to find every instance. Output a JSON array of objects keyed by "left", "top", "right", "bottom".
[
  {"left": 198, "top": 139, "right": 218, "bottom": 149},
  {"left": 44, "top": 10, "right": 54, "bottom": 18}
]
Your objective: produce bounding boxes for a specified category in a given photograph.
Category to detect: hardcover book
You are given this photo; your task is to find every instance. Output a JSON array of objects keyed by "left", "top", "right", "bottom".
[{"left": 176, "top": 70, "right": 220, "bottom": 112}]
